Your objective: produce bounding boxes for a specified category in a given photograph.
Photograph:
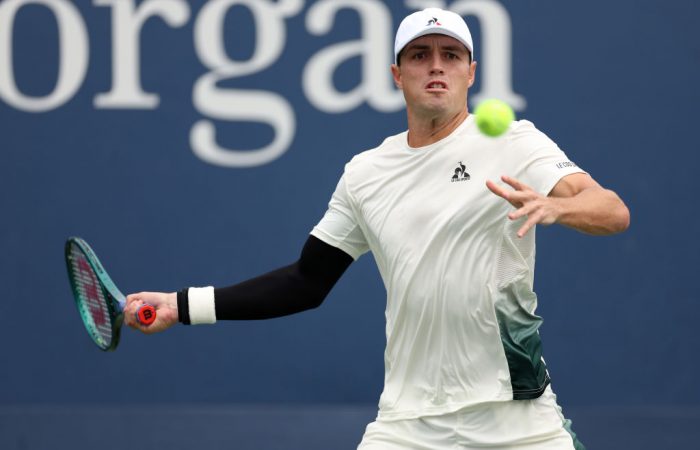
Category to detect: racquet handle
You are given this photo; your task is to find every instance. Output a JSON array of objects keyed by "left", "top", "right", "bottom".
[{"left": 135, "top": 304, "right": 157, "bottom": 325}]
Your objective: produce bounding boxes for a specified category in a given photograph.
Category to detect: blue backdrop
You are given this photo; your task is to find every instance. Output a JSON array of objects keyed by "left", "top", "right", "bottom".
[{"left": 1, "top": 1, "right": 698, "bottom": 449}]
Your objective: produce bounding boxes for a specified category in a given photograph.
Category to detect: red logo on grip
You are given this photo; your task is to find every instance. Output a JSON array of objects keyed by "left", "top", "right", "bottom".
[{"left": 137, "top": 305, "right": 157, "bottom": 325}]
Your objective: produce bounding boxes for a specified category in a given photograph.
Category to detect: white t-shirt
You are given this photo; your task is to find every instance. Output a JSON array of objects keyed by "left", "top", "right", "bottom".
[{"left": 311, "top": 115, "right": 585, "bottom": 421}]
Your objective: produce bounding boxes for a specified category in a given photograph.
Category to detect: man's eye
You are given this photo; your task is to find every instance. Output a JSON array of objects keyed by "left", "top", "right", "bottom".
[
  {"left": 413, "top": 52, "right": 426, "bottom": 59},
  {"left": 445, "top": 53, "right": 457, "bottom": 60}
]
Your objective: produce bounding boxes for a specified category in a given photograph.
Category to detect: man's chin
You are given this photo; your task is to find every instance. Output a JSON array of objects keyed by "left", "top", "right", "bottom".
[{"left": 415, "top": 101, "right": 452, "bottom": 116}]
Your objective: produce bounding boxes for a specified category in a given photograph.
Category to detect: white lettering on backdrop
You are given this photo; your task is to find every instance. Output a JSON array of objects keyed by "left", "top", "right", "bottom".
[
  {"left": 303, "top": 0, "right": 403, "bottom": 113},
  {"left": 0, "top": 0, "right": 525, "bottom": 167},
  {"left": 191, "top": 0, "right": 302, "bottom": 167},
  {"left": 93, "top": 0, "right": 191, "bottom": 109},
  {"left": 0, "top": 0, "right": 88, "bottom": 112}
]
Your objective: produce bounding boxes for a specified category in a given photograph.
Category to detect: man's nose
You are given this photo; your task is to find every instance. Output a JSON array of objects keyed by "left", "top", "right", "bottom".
[{"left": 429, "top": 52, "right": 444, "bottom": 74}]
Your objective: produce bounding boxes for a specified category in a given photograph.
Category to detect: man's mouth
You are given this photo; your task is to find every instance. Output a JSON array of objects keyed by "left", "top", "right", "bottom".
[{"left": 426, "top": 81, "right": 448, "bottom": 90}]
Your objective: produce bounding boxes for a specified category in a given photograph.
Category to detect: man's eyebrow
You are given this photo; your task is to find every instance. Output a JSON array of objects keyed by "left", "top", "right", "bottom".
[
  {"left": 404, "top": 44, "right": 431, "bottom": 52},
  {"left": 404, "top": 43, "right": 467, "bottom": 52},
  {"left": 441, "top": 45, "right": 468, "bottom": 52}
]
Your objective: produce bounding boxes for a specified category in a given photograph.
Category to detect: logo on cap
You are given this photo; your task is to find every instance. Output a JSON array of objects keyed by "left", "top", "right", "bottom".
[{"left": 426, "top": 17, "right": 441, "bottom": 26}]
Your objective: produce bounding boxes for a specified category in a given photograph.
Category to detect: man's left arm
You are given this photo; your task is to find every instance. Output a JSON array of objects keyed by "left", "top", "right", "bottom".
[{"left": 486, "top": 173, "right": 630, "bottom": 238}]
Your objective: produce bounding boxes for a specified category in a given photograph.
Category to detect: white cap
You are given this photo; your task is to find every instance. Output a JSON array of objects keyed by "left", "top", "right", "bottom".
[{"left": 394, "top": 8, "right": 474, "bottom": 64}]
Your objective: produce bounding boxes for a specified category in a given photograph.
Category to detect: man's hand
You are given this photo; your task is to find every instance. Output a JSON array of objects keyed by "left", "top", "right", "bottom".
[
  {"left": 487, "top": 173, "right": 630, "bottom": 237},
  {"left": 486, "top": 175, "right": 560, "bottom": 238},
  {"left": 124, "top": 292, "right": 179, "bottom": 334}
]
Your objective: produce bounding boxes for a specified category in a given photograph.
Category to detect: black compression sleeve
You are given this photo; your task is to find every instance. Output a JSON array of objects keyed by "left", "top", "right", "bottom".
[{"left": 213, "top": 235, "right": 354, "bottom": 320}]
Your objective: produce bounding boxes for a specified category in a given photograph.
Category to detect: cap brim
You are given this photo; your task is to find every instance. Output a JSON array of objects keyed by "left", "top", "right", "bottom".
[{"left": 396, "top": 28, "right": 473, "bottom": 63}]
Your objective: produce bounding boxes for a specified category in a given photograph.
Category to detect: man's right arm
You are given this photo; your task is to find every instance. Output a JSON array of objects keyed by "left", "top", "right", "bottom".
[
  {"left": 199, "top": 235, "right": 353, "bottom": 321},
  {"left": 124, "top": 235, "right": 353, "bottom": 332}
]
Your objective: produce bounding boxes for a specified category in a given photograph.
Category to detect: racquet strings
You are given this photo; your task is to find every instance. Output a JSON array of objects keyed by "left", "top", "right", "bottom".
[{"left": 67, "top": 242, "right": 113, "bottom": 349}]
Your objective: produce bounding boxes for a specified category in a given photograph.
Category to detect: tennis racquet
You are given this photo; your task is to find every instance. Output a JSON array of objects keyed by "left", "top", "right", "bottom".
[{"left": 65, "top": 237, "right": 156, "bottom": 351}]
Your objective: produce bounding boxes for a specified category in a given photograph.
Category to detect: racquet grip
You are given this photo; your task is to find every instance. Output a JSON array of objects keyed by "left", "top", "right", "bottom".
[{"left": 136, "top": 304, "right": 157, "bottom": 325}]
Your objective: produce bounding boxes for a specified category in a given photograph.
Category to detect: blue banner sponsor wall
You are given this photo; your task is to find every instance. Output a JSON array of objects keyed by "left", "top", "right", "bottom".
[{"left": 1, "top": 1, "right": 698, "bottom": 448}]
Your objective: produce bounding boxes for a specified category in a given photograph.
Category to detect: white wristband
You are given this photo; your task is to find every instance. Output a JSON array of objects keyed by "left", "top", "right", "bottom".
[{"left": 188, "top": 286, "right": 216, "bottom": 325}]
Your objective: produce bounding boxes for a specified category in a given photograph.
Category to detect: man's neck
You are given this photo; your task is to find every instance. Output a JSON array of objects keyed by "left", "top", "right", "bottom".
[{"left": 406, "top": 107, "right": 469, "bottom": 148}]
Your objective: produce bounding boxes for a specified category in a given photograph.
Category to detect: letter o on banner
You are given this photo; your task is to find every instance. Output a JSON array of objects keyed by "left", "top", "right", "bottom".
[{"left": 0, "top": 0, "right": 89, "bottom": 112}]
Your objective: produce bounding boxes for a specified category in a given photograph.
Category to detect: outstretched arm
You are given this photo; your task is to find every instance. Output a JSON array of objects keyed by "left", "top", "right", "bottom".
[
  {"left": 486, "top": 173, "right": 630, "bottom": 238},
  {"left": 209, "top": 235, "right": 354, "bottom": 320},
  {"left": 124, "top": 236, "right": 353, "bottom": 333}
]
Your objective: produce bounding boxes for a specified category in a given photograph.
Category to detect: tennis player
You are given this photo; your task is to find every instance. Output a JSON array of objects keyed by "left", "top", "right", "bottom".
[{"left": 125, "top": 8, "right": 629, "bottom": 449}]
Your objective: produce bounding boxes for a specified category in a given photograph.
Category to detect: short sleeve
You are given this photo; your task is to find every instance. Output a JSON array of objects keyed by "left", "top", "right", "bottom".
[
  {"left": 511, "top": 120, "right": 587, "bottom": 195},
  {"left": 311, "top": 174, "right": 370, "bottom": 260}
]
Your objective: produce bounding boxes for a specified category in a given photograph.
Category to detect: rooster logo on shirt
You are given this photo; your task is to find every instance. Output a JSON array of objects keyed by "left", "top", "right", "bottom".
[{"left": 451, "top": 162, "right": 470, "bottom": 182}]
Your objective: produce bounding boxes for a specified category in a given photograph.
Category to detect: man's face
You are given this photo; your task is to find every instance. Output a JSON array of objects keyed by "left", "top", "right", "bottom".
[{"left": 391, "top": 34, "right": 476, "bottom": 119}]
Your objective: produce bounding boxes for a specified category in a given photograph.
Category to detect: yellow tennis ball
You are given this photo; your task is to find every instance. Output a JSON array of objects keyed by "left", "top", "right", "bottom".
[{"left": 474, "top": 99, "right": 515, "bottom": 137}]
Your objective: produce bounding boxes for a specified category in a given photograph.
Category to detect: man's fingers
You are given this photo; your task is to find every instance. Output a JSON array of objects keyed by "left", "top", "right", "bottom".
[
  {"left": 509, "top": 210, "right": 522, "bottom": 221},
  {"left": 123, "top": 294, "right": 148, "bottom": 328},
  {"left": 488, "top": 178, "right": 538, "bottom": 206},
  {"left": 516, "top": 213, "right": 541, "bottom": 238},
  {"left": 489, "top": 177, "right": 548, "bottom": 238},
  {"left": 123, "top": 302, "right": 139, "bottom": 327},
  {"left": 518, "top": 210, "right": 542, "bottom": 237},
  {"left": 486, "top": 180, "right": 526, "bottom": 208},
  {"left": 125, "top": 293, "right": 145, "bottom": 308},
  {"left": 501, "top": 175, "right": 521, "bottom": 190},
  {"left": 501, "top": 175, "right": 534, "bottom": 193},
  {"left": 517, "top": 222, "right": 533, "bottom": 238},
  {"left": 486, "top": 179, "right": 508, "bottom": 199},
  {"left": 509, "top": 202, "right": 536, "bottom": 220}
]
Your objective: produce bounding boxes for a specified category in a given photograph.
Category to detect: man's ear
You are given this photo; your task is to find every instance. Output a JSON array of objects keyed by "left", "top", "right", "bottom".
[
  {"left": 391, "top": 64, "right": 403, "bottom": 89},
  {"left": 467, "top": 60, "right": 477, "bottom": 88}
]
